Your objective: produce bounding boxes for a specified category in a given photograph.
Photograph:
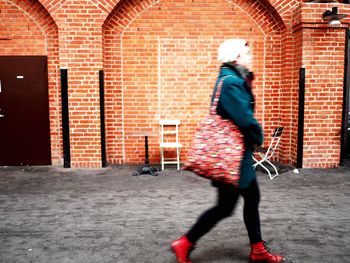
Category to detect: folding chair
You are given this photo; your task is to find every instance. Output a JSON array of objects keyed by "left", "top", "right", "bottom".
[
  {"left": 252, "top": 127, "right": 284, "bottom": 180},
  {"left": 159, "top": 119, "right": 182, "bottom": 170}
]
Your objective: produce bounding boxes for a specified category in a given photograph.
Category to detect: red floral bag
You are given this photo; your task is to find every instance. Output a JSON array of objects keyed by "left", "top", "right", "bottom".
[{"left": 183, "top": 77, "right": 245, "bottom": 187}]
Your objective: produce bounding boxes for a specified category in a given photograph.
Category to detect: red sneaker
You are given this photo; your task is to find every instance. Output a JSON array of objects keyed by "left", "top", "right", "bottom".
[
  {"left": 249, "top": 241, "right": 284, "bottom": 263},
  {"left": 171, "top": 236, "right": 194, "bottom": 263}
]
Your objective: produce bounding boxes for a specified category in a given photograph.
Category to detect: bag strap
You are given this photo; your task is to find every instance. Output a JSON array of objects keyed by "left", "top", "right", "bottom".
[{"left": 210, "top": 76, "right": 229, "bottom": 115}]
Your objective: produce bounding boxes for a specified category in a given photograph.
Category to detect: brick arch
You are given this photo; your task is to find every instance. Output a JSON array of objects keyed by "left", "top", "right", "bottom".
[
  {"left": 103, "top": 0, "right": 286, "bottom": 34},
  {"left": 101, "top": 0, "right": 293, "bottom": 30},
  {"left": 103, "top": 0, "right": 159, "bottom": 33},
  {"left": 230, "top": 0, "right": 287, "bottom": 33},
  {"left": 263, "top": 0, "right": 300, "bottom": 24},
  {"left": 6, "top": 0, "right": 62, "bottom": 165},
  {"left": 9, "top": 0, "right": 58, "bottom": 35},
  {"left": 102, "top": 0, "right": 288, "bottom": 165},
  {"left": 37, "top": 0, "right": 65, "bottom": 16}
]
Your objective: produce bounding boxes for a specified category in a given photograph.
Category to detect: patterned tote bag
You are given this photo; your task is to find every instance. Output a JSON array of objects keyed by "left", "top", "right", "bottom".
[{"left": 183, "top": 77, "right": 245, "bottom": 186}]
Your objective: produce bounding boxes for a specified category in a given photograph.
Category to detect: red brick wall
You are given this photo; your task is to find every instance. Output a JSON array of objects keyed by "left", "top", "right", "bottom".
[
  {"left": 103, "top": 0, "right": 286, "bottom": 165},
  {"left": 0, "top": 2, "right": 45, "bottom": 54},
  {"left": 1, "top": 0, "right": 349, "bottom": 169},
  {"left": 0, "top": 0, "right": 61, "bottom": 164}
]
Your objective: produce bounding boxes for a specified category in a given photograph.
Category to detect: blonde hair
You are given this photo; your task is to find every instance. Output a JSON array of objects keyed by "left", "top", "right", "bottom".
[{"left": 218, "top": 39, "right": 247, "bottom": 63}]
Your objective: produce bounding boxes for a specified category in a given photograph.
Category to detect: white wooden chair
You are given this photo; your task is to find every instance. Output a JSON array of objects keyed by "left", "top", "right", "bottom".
[
  {"left": 159, "top": 119, "right": 182, "bottom": 170},
  {"left": 253, "top": 127, "right": 284, "bottom": 180}
]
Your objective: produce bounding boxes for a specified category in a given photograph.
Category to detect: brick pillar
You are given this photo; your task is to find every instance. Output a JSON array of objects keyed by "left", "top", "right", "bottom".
[
  {"left": 53, "top": 3, "right": 106, "bottom": 168},
  {"left": 292, "top": 3, "right": 350, "bottom": 168}
]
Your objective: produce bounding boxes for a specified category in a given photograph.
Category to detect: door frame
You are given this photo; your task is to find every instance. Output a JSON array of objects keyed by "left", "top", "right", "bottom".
[{"left": 0, "top": 55, "right": 51, "bottom": 165}]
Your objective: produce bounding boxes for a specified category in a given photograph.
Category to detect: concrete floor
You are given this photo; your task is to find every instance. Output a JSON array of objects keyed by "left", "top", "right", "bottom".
[{"left": 0, "top": 163, "right": 349, "bottom": 263}]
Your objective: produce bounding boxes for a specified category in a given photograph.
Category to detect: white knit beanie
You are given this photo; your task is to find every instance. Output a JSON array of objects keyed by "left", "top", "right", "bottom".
[{"left": 218, "top": 39, "right": 247, "bottom": 63}]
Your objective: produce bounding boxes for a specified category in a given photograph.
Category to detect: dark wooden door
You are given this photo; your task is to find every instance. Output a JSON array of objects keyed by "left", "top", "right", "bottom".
[{"left": 0, "top": 56, "right": 51, "bottom": 165}]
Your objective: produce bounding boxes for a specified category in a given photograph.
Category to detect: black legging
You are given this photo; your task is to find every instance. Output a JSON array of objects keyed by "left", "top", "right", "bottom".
[{"left": 186, "top": 179, "right": 262, "bottom": 244}]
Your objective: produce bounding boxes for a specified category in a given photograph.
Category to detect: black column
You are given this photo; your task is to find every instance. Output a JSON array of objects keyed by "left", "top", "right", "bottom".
[
  {"left": 297, "top": 68, "right": 305, "bottom": 169},
  {"left": 340, "top": 29, "right": 349, "bottom": 165},
  {"left": 60, "top": 69, "right": 71, "bottom": 168},
  {"left": 99, "top": 70, "right": 107, "bottom": 167}
]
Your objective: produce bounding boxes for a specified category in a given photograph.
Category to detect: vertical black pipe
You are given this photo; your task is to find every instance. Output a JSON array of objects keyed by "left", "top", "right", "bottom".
[
  {"left": 340, "top": 29, "right": 349, "bottom": 165},
  {"left": 99, "top": 70, "right": 107, "bottom": 167},
  {"left": 297, "top": 68, "right": 305, "bottom": 168},
  {"left": 60, "top": 69, "right": 71, "bottom": 168}
]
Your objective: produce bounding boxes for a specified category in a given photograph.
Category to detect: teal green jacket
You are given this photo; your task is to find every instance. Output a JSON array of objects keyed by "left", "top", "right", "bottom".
[{"left": 211, "top": 64, "right": 264, "bottom": 188}]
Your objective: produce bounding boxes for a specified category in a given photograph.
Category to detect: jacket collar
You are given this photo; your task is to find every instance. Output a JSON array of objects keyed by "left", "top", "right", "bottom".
[
  {"left": 222, "top": 63, "right": 250, "bottom": 78},
  {"left": 220, "top": 63, "right": 255, "bottom": 85}
]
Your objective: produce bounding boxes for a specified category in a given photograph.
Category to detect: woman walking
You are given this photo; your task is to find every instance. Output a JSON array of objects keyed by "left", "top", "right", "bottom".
[{"left": 171, "top": 39, "right": 284, "bottom": 263}]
